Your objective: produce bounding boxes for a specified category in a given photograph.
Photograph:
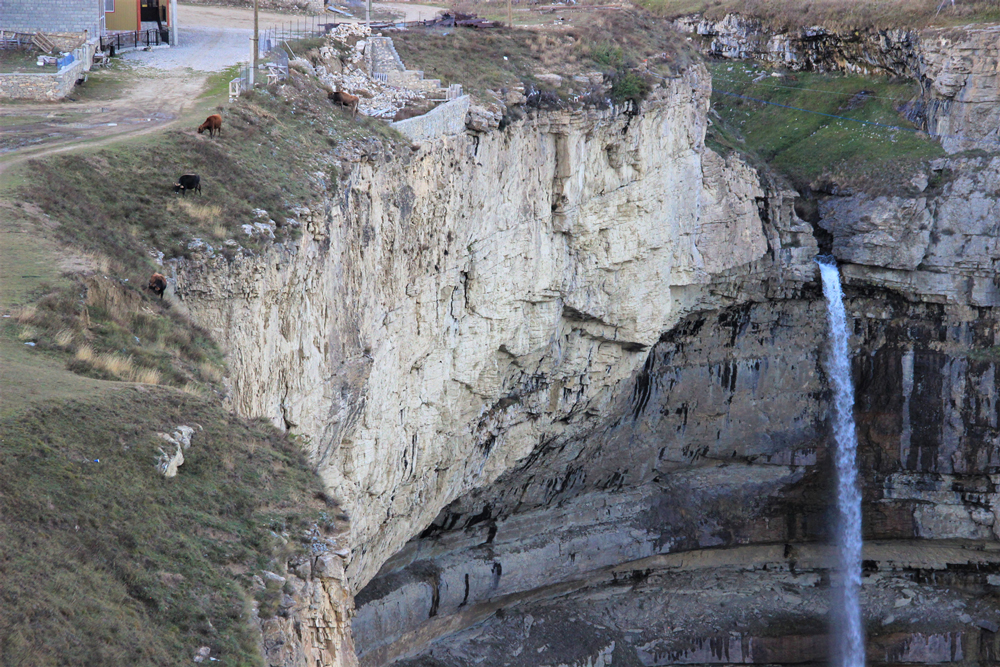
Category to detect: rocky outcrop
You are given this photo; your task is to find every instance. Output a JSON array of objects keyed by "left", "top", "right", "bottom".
[
  {"left": 256, "top": 552, "right": 357, "bottom": 667},
  {"left": 820, "top": 155, "right": 1000, "bottom": 305},
  {"left": 676, "top": 15, "right": 1000, "bottom": 152}
]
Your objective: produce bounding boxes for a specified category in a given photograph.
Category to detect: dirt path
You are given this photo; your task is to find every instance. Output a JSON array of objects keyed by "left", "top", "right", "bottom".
[{"left": 0, "top": 67, "right": 208, "bottom": 175}]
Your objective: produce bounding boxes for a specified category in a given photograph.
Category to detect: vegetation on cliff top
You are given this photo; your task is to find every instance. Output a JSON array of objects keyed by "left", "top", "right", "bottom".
[
  {"left": 0, "top": 64, "right": 399, "bottom": 394},
  {"left": 706, "top": 61, "right": 945, "bottom": 193},
  {"left": 391, "top": 9, "right": 692, "bottom": 106},
  {"left": 640, "top": 0, "right": 1000, "bottom": 30}
]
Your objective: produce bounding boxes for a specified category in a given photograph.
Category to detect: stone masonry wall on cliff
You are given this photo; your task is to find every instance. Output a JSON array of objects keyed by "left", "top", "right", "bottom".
[{"left": 0, "top": 48, "right": 91, "bottom": 101}]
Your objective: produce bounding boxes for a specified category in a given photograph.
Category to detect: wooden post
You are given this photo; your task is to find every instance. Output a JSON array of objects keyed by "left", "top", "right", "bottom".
[
  {"left": 507, "top": 0, "right": 513, "bottom": 29},
  {"left": 252, "top": 0, "right": 259, "bottom": 85}
]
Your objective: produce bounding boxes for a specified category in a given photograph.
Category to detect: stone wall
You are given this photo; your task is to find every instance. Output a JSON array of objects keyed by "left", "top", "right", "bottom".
[
  {"left": 0, "top": 0, "right": 103, "bottom": 35},
  {"left": 0, "top": 43, "right": 93, "bottom": 101},
  {"left": 391, "top": 95, "right": 470, "bottom": 143}
]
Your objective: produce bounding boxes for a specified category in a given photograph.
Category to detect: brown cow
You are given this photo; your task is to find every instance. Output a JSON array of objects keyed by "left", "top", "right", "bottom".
[
  {"left": 329, "top": 89, "right": 359, "bottom": 119},
  {"left": 148, "top": 273, "right": 167, "bottom": 299},
  {"left": 197, "top": 114, "right": 222, "bottom": 137}
]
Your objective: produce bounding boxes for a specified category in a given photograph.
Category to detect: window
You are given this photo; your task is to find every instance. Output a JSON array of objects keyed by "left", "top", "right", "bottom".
[{"left": 105, "top": 0, "right": 114, "bottom": 11}]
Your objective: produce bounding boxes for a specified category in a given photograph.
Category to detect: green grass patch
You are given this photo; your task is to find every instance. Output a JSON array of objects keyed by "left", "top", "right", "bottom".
[
  {"left": 0, "top": 390, "right": 331, "bottom": 666},
  {"left": 0, "top": 49, "right": 56, "bottom": 74},
  {"left": 707, "top": 61, "right": 946, "bottom": 192},
  {"left": 65, "top": 58, "right": 137, "bottom": 102},
  {"left": 0, "top": 228, "right": 71, "bottom": 308}
]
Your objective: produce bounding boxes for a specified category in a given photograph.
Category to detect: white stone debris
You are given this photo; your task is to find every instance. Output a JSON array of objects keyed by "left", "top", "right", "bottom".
[{"left": 156, "top": 425, "right": 196, "bottom": 477}]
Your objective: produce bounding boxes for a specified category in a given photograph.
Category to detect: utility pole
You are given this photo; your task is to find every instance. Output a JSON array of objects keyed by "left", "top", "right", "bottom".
[
  {"left": 251, "top": 0, "right": 259, "bottom": 87},
  {"left": 169, "top": 0, "right": 177, "bottom": 45},
  {"left": 366, "top": 0, "right": 371, "bottom": 29},
  {"left": 507, "top": 0, "right": 513, "bottom": 29}
]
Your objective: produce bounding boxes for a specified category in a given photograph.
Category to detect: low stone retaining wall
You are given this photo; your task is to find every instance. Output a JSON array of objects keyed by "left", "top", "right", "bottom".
[
  {"left": 391, "top": 95, "right": 470, "bottom": 143},
  {"left": 0, "top": 42, "right": 94, "bottom": 100}
]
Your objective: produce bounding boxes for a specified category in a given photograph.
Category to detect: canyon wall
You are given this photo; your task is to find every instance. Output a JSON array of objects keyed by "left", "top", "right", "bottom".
[
  {"left": 174, "top": 62, "right": 816, "bottom": 595},
  {"left": 348, "top": 31, "right": 1000, "bottom": 667},
  {"left": 173, "top": 22, "right": 1000, "bottom": 666},
  {"left": 354, "top": 153, "right": 1000, "bottom": 667}
]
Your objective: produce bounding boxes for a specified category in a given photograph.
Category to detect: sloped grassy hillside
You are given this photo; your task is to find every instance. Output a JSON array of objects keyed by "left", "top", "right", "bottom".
[{"left": 0, "top": 391, "right": 330, "bottom": 667}]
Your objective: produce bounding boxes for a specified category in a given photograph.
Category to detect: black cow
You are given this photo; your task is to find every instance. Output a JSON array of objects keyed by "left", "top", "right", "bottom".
[
  {"left": 148, "top": 273, "right": 167, "bottom": 299},
  {"left": 173, "top": 174, "right": 201, "bottom": 196}
]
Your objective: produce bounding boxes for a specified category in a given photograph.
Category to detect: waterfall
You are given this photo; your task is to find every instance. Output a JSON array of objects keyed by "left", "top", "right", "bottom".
[{"left": 817, "top": 258, "right": 866, "bottom": 667}]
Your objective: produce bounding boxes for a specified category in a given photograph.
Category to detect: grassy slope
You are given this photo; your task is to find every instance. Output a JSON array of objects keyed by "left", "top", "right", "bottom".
[
  {"left": 0, "top": 391, "right": 329, "bottom": 667},
  {"left": 706, "top": 61, "right": 946, "bottom": 192},
  {"left": 1, "top": 63, "right": 398, "bottom": 392},
  {"left": 0, "top": 55, "right": 384, "bottom": 667},
  {"left": 639, "top": 0, "right": 1000, "bottom": 30}
]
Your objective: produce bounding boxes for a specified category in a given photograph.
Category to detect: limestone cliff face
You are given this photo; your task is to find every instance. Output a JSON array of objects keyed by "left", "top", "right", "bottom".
[
  {"left": 174, "top": 63, "right": 815, "bottom": 597},
  {"left": 354, "top": 152, "right": 1000, "bottom": 665},
  {"left": 676, "top": 15, "right": 1000, "bottom": 152},
  {"left": 174, "top": 40, "right": 1000, "bottom": 666},
  {"left": 820, "top": 155, "right": 1000, "bottom": 305}
]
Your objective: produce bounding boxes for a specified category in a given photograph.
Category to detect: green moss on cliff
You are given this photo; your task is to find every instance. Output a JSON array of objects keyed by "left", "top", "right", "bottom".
[{"left": 707, "top": 61, "right": 945, "bottom": 192}]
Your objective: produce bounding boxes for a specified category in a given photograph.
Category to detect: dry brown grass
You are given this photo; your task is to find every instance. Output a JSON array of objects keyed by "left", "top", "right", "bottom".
[
  {"left": 180, "top": 382, "right": 205, "bottom": 397},
  {"left": 174, "top": 200, "right": 223, "bottom": 226},
  {"left": 80, "top": 350, "right": 160, "bottom": 384},
  {"left": 95, "top": 352, "right": 134, "bottom": 377},
  {"left": 198, "top": 360, "right": 224, "bottom": 383},
  {"left": 54, "top": 329, "right": 75, "bottom": 348},
  {"left": 14, "top": 304, "right": 36, "bottom": 323},
  {"left": 17, "top": 326, "right": 37, "bottom": 341},
  {"left": 132, "top": 367, "right": 162, "bottom": 385},
  {"left": 641, "top": 0, "right": 1000, "bottom": 30}
]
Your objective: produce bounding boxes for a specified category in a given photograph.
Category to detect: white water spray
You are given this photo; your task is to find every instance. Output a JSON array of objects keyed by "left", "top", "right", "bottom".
[{"left": 817, "top": 258, "right": 865, "bottom": 667}]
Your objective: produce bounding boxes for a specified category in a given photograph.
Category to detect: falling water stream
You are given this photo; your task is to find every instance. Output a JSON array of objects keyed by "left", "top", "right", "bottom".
[{"left": 817, "top": 258, "right": 866, "bottom": 667}]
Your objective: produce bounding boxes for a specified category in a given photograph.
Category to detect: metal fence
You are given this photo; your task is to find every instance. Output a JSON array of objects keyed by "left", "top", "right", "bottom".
[
  {"left": 229, "top": 63, "right": 252, "bottom": 102},
  {"left": 99, "top": 28, "right": 166, "bottom": 54},
  {"left": 258, "top": 14, "right": 333, "bottom": 58}
]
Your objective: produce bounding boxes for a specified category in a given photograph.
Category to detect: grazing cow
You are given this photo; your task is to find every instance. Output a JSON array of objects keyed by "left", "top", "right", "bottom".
[
  {"left": 197, "top": 114, "right": 222, "bottom": 137},
  {"left": 148, "top": 273, "right": 167, "bottom": 299},
  {"left": 173, "top": 174, "right": 201, "bottom": 196},
  {"left": 329, "top": 89, "right": 359, "bottom": 119}
]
